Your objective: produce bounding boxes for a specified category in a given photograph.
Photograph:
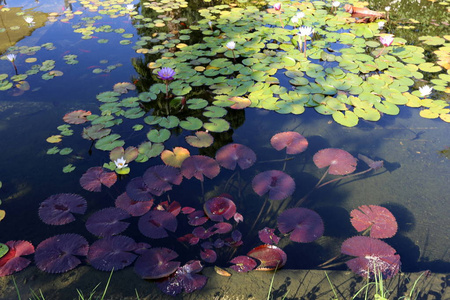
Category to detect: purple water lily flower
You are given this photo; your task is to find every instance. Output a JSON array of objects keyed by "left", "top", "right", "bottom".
[{"left": 158, "top": 67, "right": 176, "bottom": 81}]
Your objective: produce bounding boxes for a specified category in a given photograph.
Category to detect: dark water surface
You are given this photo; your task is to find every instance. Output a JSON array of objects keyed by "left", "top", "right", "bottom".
[{"left": 0, "top": 0, "right": 449, "bottom": 297}]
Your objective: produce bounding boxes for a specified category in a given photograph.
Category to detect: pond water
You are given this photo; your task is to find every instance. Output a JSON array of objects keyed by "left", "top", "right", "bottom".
[{"left": 0, "top": 0, "right": 449, "bottom": 298}]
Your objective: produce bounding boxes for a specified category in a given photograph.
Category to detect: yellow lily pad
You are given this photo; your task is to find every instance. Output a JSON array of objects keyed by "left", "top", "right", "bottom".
[
  {"left": 46, "top": 135, "right": 63, "bottom": 143},
  {"left": 161, "top": 147, "right": 190, "bottom": 168}
]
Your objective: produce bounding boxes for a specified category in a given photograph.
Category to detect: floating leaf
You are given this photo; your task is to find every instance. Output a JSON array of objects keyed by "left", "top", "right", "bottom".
[
  {"left": 185, "top": 131, "right": 214, "bottom": 148},
  {"left": 161, "top": 147, "right": 190, "bottom": 168},
  {"left": 95, "top": 134, "right": 125, "bottom": 151},
  {"left": 46, "top": 135, "right": 62, "bottom": 143},
  {"left": 147, "top": 129, "right": 171, "bottom": 143}
]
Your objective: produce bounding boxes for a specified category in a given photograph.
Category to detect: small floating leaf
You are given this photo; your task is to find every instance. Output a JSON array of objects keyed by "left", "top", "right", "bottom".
[
  {"left": 63, "top": 164, "right": 76, "bottom": 173},
  {"left": 147, "top": 129, "right": 171, "bottom": 143}
]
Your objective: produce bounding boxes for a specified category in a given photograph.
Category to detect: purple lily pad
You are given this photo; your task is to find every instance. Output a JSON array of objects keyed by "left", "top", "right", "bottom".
[
  {"left": 0, "top": 241, "right": 34, "bottom": 277},
  {"left": 270, "top": 131, "right": 308, "bottom": 154},
  {"left": 115, "top": 192, "right": 153, "bottom": 217},
  {"left": 34, "top": 234, "right": 89, "bottom": 274},
  {"left": 134, "top": 247, "right": 180, "bottom": 279},
  {"left": 277, "top": 208, "right": 324, "bottom": 243},
  {"left": 156, "top": 260, "right": 207, "bottom": 296},
  {"left": 138, "top": 210, "right": 177, "bottom": 239},
  {"left": 39, "top": 193, "right": 87, "bottom": 225},
  {"left": 86, "top": 207, "right": 130, "bottom": 237},
  {"left": 181, "top": 155, "right": 220, "bottom": 181},
  {"left": 88, "top": 235, "right": 137, "bottom": 271},
  {"left": 80, "top": 166, "right": 117, "bottom": 192},
  {"left": 258, "top": 227, "right": 280, "bottom": 245},
  {"left": 252, "top": 170, "right": 295, "bottom": 201},
  {"left": 204, "top": 195, "right": 236, "bottom": 222},
  {"left": 142, "top": 165, "right": 183, "bottom": 195},
  {"left": 126, "top": 177, "right": 155, "bottom": 202},
  {"left": 313, "top": 148, "right": 357, "bottom": 175},
  {"left": 177, "top": 234, "right": 200, "bottom": 245},
  {"left": 229, "top": 255, "right": 257, "bottom": 272},
  {"left": 341, "top": 236, "right": 401, "bottom": 279},
  {"left": 215, "top": 143, "right": 257, "bottom": 170},
  {"left": 192, "top": 226, "right": 214, "bottom": 239}
]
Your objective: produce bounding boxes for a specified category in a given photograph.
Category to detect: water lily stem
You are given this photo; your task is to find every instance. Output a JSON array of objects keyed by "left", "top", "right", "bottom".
[
  {"left": 304, "top": 36, "right": 307, "bottom": 58},
  {"left": 232, "top": 50, "right": 236, "bottom": 63},
  {"left": 294, "top": 167, "right": 329, "bottom": 207},
  {"left": 376, "top": 46, "right": 386, "bottom": 58},
  {"left": 249, "top": 195, "right": 269, "bottom": 235},
  {"left": 316, "top": 167, "right": 373, "bottom": 189}
]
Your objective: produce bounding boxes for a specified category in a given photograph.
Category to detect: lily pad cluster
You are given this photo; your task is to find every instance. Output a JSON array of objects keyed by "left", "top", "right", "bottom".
[{"left": 131, "top": 0, "right": 449, "bottom": 126}]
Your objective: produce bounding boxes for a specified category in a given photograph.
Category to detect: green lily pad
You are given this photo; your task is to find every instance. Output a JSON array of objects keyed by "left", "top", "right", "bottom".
[
  {"left": 374, "top": 101, "right": 400, "bottom": 115},
  {"left": 97, "top": 91, "right": 121, "bottom": 102},
  {"left": 332, "top": 111, "right": 359, "bottom": 127},
  {"left": 63, "top": 164, "right": 76, "bottom": 173},
  {"left": 147, "top": 128, "right": 171, "bottom": 143},
  {"left": 95, "top": 134, "right": 125, "bottom": 151},
  {"left": 203, "top": 118, "right": 230, "bottom": 132},
  {"left": 187, "top": 98, "right": 209, "bottom": 109},
  {"left": 203, "top": 106, "right": 227, "bottom": 118},
  {"left": 180, "top": 117, "right": 203, "bottom": 130},
  {"left": 159, "top": 116, "right": 180, "bottom": 128},
  {"left": 185, "top": 131, "right": 214, "bottom": 148},
  {"left": 418, "top": 63, "right": 442, "bottom": 73},
  {"left": 47, "top": 147, "right": 60, "bottom": 155},
  {"left": 82, "top": 125, "right": 111, "bottom": 140},
  {"left": 59, "top": 148, "right": 73, "bottom": 155},
  {"left": 136, "top": 141, "right": 164, "bottom": 162},
  {"left": 0, "top": 243, "right": 9, "bottom": 259}
]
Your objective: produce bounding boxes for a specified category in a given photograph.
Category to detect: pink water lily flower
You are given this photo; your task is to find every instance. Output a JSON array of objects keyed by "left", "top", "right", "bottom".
[
  {"left": 274, "top": 3, "right": 281, "bottom": 10},
  {"left": 380, "top": 35, "right": 394, "bottom": 47}
]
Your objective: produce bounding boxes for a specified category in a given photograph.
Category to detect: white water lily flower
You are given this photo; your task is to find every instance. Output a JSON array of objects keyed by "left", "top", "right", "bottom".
[
  {"left": 114, "top": 157, "right": 128, "bottom": 169},
  {"left": 6, "top": 54, "right": 16, "bottom": 62},
  {"left": 378, "top": 21, "right": 385, "bottom": 30},
  {"left": 419, "top": 85, "right": 433, "bottom": 97},
  {"left": 298, "top": 26, "right": 314, "bottom": 37},
  {"left": 296, "top": 12, "right": 305, "bottom": 19},
  {"left": 291, "top": 16, "right": 299, "bottom": 24},
  {"left": 385, "top": 6, "right": 391, "bottom": 11},
  {"left": 24, "top": 16, "right": 34, "bottom": 24},
  {"left": 226, "top": 41, "right": 236, "bottom": 50},
  {"left": 332, "top": 1, "right": 340, "bottom": 7},
  {"left": 126, "top": 4, "right": 134, "bottom": 10}
]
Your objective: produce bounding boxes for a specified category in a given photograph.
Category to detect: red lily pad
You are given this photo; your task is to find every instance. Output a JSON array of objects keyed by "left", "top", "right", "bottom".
[
  {"left": 187, "top": 210, "right": 209, "bottom": 226},
  {"left": 80, "top": 167, "right": 117, "bottom": 192},
  {"left": 247, "top": 245, "right": 287, "bottom": 271},
  {"left": 0, "top": 241, "right": 34, "bottom": 277},
  {"left": 341, "top": 236, "right": 401, "bottom": 279},
  {"left": 204, "top": 195, "right": 236, "bottom": 222},
  {"left": 115, "top": 192, "right": 153, "bottom": 217},
  {"left": 270, "top": 131, "right": 308, "bottom": 154},
  {"left": 350, "top": 205, "right": 398, "bottom": 239},
  {"left": 277, "top": 208, "right": 324, "bottom": 243},
  {"left": 134, "top": 247, "right": 180, "bottom": 279},
  {"left": 252, "top": 170, "right": 295, "bottom": 201},
  {"left": 229, "top": 255, "right": 257, "bottom": 272},
  {"left": 138, "top": 210, "right": 177, "bottom": 239},
  {"left": 181, "top": 155, "right": 220, "bottom": 181},
  {"left": 63, "top": 110, "right": 91, "bottom": 124},
  {"left": 313, "top": 148, "right": 357, "bottom": 175},
  {"left": 38, "top": 193, "right": 87, "bottom": 225},
  {"left": 215, "top": 143, "right": 257, "bottom": 170}
]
